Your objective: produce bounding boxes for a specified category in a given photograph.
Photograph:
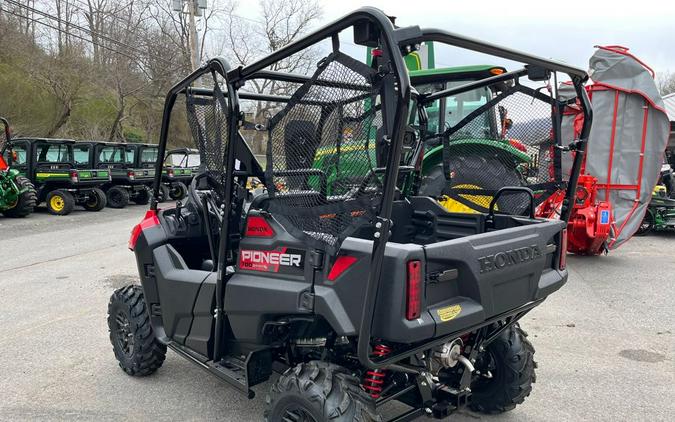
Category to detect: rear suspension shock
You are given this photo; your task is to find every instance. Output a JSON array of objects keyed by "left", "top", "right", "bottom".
[{"left": 362, "top": 344, "right": 392, "bottom": 399}]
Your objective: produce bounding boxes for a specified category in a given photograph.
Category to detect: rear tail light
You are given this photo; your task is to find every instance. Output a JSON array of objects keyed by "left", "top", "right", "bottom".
[
  {"left": 127, "top": 170, "right": 135, "bottom": 181},
  {"left": 327, "top": 255, "right": 358, "bottom": 281},
  {"left": 559, "top": 228, "right": 568, "bottom": 270},
  {"left": 70, "top": 170, "right": 79, "bottom": 183},
  {"left": 129, "top": 210, "right": 160, "bottom": 251},
  {"left": 406, "top": 260, "right": 422, "bottom": 320},
  {"left": 168, "top": 169, "right": 174, "bottom": 177},
  {"left": 245, "top": 215, "right": 275, "bottom": 237}
]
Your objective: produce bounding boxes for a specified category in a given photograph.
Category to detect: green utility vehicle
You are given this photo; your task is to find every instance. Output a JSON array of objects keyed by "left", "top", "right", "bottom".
[
  {"left": 76, "top": 141, "right": 166, "bottom": 208},
  {"left": 0, "top": 117, "right": 37, "bottom": 217},
  {"left": 162, "top": 147, "right": 200, "bottom": 200},
  {"left": 7, "top": 138, "right": 108, "bottom": 215}
]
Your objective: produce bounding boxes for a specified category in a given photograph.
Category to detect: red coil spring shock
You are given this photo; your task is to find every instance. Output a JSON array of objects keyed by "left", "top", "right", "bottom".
[{"left": 362, "top": 344, "right": 392, "bottom": 399}]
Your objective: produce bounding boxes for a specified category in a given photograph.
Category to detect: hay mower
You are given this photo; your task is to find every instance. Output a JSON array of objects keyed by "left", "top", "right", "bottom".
[
  {"left": 0, "top": 117, "right": 37, "bottom": 217},
  {"left": 108, "top": 8, "right": 591, "bottom": 421}
]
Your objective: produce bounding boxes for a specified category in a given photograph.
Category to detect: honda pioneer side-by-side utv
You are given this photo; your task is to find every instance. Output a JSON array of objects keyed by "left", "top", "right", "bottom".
[
  {"left": 6, "top": 138, "right": 108, "bottom": 215},
  {"left": 108, "top": 8, "right": 591, "bottom": 421}
]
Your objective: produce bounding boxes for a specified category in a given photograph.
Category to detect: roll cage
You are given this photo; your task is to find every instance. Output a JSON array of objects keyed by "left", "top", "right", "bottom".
[{"left": 149, "top": 7, "right": 591, "bottom": 371}]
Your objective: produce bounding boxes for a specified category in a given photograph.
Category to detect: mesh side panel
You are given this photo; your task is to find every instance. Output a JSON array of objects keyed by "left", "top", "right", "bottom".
[
  {"left": 434, "top": 87, "right": 560, "bottom": 215},
  {"left": 266, "top": 52, "right": 383, "bottom": 253},
  {"left": 186, "top": 84, "right": 229, "bottom": 197}
]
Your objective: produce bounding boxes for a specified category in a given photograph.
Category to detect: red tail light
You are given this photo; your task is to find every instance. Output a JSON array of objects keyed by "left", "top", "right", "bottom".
[
  {"left": 127, "top": 170, "right": 135, "bottom": 181},
  {"left": 245, "top": 215, "right": 275, "bottom": 237},
  {"left": 559, "top": 228, "right": 568, "bottom": 270},
  {"left": 129, "top": 210, "right": 160, "bottom": 251},
  {"left": 168, "top": 169, "right": 174, "bottom": 177},
  {"left": 406, "top": 260, "right": 422, "bottom": 320},
  {"left": 70, "top": 170, "right": 79, "bottom": 183},
  {"left": 327, "top": 255, "right": 358, "bottom": 281}
]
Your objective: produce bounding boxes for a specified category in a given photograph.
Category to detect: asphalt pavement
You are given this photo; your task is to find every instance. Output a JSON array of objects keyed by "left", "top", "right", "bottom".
[{"left": 0, "top": 205, "right": 673, "bottom": 421}]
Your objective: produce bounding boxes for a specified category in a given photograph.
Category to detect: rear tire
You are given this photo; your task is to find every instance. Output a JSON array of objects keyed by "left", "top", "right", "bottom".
[
  {"left": 132, "top": 188, "right": 150, "bottom": 205},
  {"left": 420, "top": 156, "right": 524, "bottom": 214},
  {"left": 2, "top": 175, "right": 37, "bottom": 217},
  {"left": 470, "top": 324, "right": 536, "bottom": 414},
  {"left": 45, "top": 189, "right": 75, "bottom": 215},
  {"left": 169, "top": 181, "right": 188, "bottom": 200},
  {"left": 156, "top": 184, "right": 170, "bottom": 203},
  {"left": 107, "top": 285, "right": 166, "bottom": 376},
  {"left": 82, "top": 188, "right": 107, "bottom": 211},
  {"left": 265, "top": 361, "right": 380, "bottom": 422},
  {"left": 107, "top": 186, "right": 130, "bottom": 209}
]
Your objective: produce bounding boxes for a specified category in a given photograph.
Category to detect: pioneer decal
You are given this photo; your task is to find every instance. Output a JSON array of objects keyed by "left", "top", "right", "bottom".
[
  {"left": 478, "top": 245, "right": 541, "bottom": 273},
  {"left": 239, "top": 247, "right": 305, "bottom": 274}
]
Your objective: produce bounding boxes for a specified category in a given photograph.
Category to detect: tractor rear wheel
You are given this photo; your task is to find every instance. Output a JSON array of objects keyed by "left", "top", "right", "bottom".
[
  {"left": 108, "top": 285, "right": 166, "bottom": 376},
  {"left": 470, "top": 324, "right": 536, "bottom": 414},
  {"left": 265, "top": 361, "right": 380, "bottom": 422},
  {"left": 420, "top": 156, "right": 524, "bottom": 214},
  {"left": 46, "top": 189, "right": 75, "bottom": 215},
  {"left": 2, "top": 175, "right": 37, "bottom": 217},
  {"left": 169, "top": 181, "right": 188, "bottom": 200},
  {"left": 82, "top": 188, "right": 107, "bottom": 211},
  {"left": 107, "top": 186, "right": 130, "bottom": 209}
]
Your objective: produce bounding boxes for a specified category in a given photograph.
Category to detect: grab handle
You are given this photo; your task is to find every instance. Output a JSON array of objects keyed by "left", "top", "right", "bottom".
[{"left": 488, "top": 186, "right": 536, "bottom": 220}]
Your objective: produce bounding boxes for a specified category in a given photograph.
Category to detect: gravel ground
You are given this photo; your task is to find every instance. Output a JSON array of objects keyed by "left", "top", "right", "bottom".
[{"left": 0, "top": 205, "right": 673, "bottom": 421}]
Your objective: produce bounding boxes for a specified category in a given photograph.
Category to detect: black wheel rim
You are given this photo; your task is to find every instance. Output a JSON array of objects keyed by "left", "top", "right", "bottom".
[
  {"left": 280, "top": 405, "right": 317, "bottom": 422},
  {"left": 115, "top": 310, "right": 134, "bottom": 357},
  {"left": 472, "top": 349, "right": 500, "bottom": 391},
  {"left": 86, "top": 194, "right": 98, "bottom": 207},
  {"left": 111, "top": 191, "right": 121, "bottom": 203}
]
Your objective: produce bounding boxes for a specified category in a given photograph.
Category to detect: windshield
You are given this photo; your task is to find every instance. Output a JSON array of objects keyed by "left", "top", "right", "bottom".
[
  {"left": 73, "top": 145, "right": 90, "bottom": 165},
  {"left": 99, "top": 146, "right": 125, "bottom": 163},
  {"left": 141, "top": 147, "right": 158, "bottom": 163},
  {"left": 165, "top": 152, "right": 201, "bottom": 167},
  {"left": 124, "top": 147, "right": 135, "bottom": 165},
  {"left": 417, "top": 80, "right": 492, "bottom": 137},
  {"left": 37, "top": 143, "right": 72, "bottom": 163}
]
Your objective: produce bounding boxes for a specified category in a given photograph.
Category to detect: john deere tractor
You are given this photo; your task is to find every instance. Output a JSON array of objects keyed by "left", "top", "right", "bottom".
[{"left": 0, "top": 117, "right": 37, "bottom": 217}]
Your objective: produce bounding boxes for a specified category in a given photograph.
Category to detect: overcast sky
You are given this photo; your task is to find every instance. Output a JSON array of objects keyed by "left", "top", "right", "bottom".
[{"left": 234, "top": 0, "right": 675, "bottom": 77}]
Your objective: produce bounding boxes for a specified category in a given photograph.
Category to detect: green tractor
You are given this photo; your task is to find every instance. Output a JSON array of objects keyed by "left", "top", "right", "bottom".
[
  {"left": 0, "top": 117, "right": 37, "bottom": 217},
  {"left": 308, "top": 63, "right": 536, "bottom": 214}
]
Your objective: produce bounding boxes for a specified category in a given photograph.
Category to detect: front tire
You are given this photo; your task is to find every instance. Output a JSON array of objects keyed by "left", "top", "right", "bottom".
[
  {"left": 82, "top": 188, "right": 107, "bottom": 211},
  {"left": 2, "top": 175, "right": 37, "bottom": 217},
  {"left": 107, "top": 186, "right": 130, "bottom": 209},
  {"left": 107, "top": 285, "right": 166, "bottom": 376},
  {"left": 470, "top": 324, "right": 536, "bottom": 414},
  {"left": 45, "top": 189, "right": 75, "bottom": 215},
  {"left": 636, "top": 209, "right": 654, "bottom": 236},
  {"left": 169, "top": 181, "right": 188, "bottom": 200},
  {"left": 265, "top": 361, "right": 380, "bottom": 422}
]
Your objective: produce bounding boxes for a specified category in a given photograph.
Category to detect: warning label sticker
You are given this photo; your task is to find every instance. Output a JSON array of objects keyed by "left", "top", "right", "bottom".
[{"left": 437, "top": 305, "right": 462, "bottom": 322}]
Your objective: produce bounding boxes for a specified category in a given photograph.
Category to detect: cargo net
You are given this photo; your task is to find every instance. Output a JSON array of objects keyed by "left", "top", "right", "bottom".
[
  {"left": 185, "top": 83, "right": 229, "bottom": 198},
  {"left": 430, "top": 85, "right": 562, "bottom": 216},
  {"left": 265, "top": 52, "right": 383, "bottom": 253}
]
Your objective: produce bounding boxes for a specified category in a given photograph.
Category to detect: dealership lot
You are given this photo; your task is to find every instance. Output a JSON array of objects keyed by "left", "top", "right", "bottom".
[{"left": 0, "top": 206, "right": 673, "bottom": 421}]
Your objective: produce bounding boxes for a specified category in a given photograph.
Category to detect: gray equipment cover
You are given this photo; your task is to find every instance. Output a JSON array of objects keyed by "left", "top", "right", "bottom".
[{"left": 585, "top": 46, "right": 670, "bottom": 248}]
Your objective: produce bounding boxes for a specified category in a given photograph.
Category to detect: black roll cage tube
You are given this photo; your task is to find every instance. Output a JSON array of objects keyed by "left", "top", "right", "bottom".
[{"left": 150, "top": 8, "right": 592, "bottom": 371}]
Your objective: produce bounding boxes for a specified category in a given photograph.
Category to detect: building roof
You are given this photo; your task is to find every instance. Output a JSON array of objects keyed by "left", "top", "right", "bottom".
[{"left": 664, "top": 92, "right": 675, "bottom": 122}]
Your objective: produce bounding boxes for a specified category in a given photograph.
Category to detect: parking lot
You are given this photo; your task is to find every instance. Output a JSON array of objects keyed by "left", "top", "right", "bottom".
[{"left": 0, "top": 205, "right": 673, "bottom": 421}]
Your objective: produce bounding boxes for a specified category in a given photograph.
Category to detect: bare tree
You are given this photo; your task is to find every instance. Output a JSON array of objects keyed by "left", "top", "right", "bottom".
[
  {"left": 218, "top": 0, "right": 323, "bottom": 153},
  {"left": 657, "top": 71, "right": 675, "bottom": 96}
]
